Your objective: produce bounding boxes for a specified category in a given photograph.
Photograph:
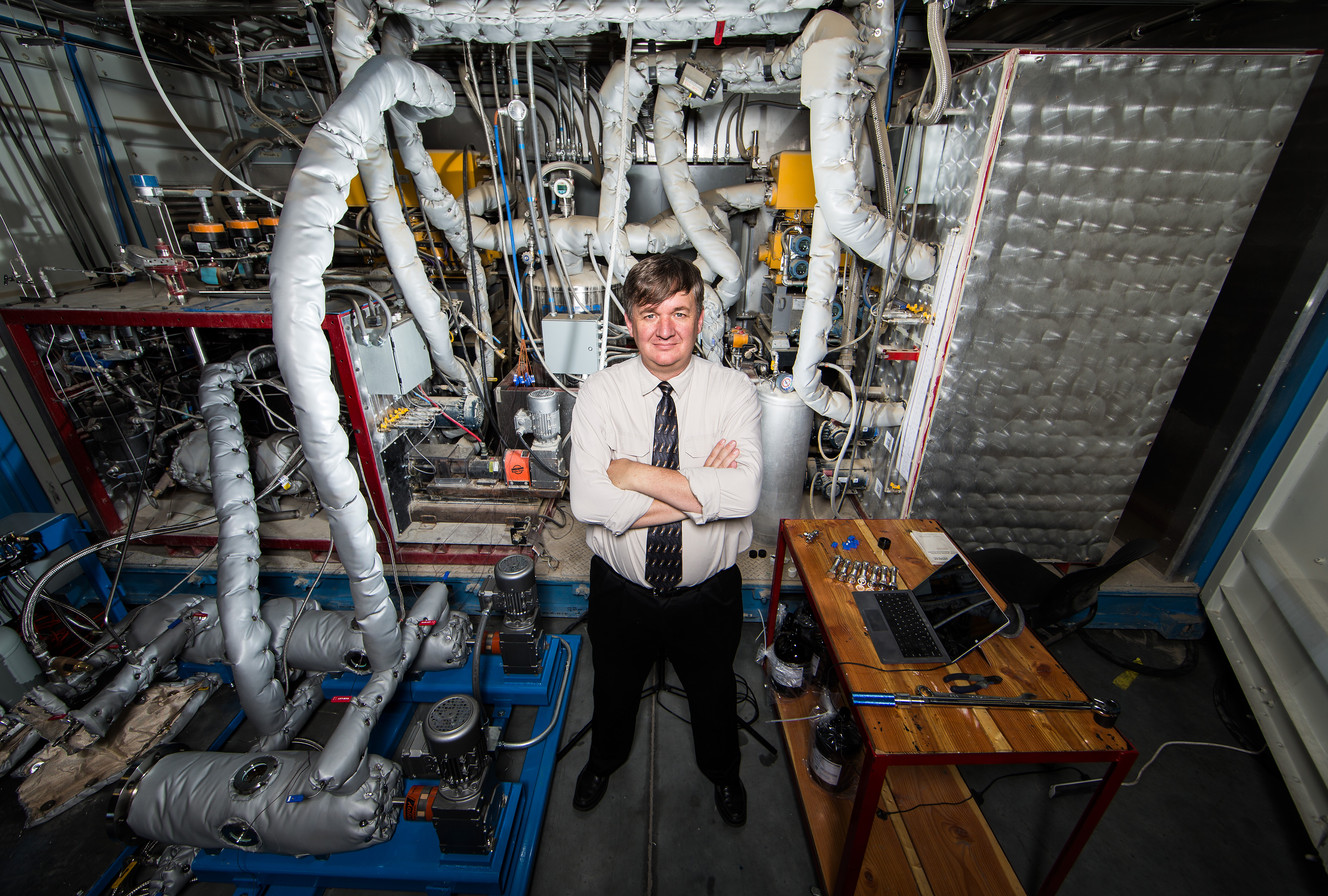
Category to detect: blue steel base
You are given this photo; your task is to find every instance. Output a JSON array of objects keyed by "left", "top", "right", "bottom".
[{"left": 187, "top": 635, "right": 579, "bottom": 896}]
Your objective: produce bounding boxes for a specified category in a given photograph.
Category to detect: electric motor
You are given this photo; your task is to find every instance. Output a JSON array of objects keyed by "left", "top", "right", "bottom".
[
  {"left": 494, "top": 554, "right": 538, "bottom": 629},
  {"left": 526, "top": 389, "right": 561, "bottom": 443},
  {"left": 422, "top": 694, "right": 488, "bottom": 800}
]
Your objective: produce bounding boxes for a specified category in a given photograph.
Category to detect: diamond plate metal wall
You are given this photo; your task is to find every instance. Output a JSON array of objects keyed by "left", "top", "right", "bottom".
[{"left": 868, "top": 50, "right": 1319, "bottom": 561}]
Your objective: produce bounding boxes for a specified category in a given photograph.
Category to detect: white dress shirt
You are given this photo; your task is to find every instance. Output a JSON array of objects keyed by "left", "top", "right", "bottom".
[{"left": 569, "top": 355, "right": 764, "bottom": 588}]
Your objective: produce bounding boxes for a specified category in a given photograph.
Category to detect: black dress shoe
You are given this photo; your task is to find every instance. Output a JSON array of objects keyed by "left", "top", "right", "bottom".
[
  {"left": 573, "top": 766, "right": 610, "bottom": 812},
  {"left": 714, "top": 779, "right": 747, "bottom": 827}
]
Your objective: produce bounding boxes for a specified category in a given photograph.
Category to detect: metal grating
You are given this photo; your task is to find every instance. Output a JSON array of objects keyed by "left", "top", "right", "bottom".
[{"left": 874, "top": 50, "right": 1319, "bottom": 561}]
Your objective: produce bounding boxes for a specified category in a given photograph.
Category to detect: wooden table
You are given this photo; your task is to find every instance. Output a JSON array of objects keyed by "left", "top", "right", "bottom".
[{"left": 768, "top": 519, "right": 1136, "bottom": 896}]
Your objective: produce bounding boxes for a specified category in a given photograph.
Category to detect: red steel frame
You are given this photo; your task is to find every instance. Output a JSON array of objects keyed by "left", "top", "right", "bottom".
[
  {"left": 766, "top": 523, "right": 1137, "bottom": 896},
  {"left": 0, "top": 302, "right": 389, "bottom": 548}
]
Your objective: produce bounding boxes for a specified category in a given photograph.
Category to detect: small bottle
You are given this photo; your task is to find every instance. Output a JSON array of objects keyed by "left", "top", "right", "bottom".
[
  {"left": 809, "top": 708, "right": 863, "bottom": 792},
  {"left": 770, "top": 630, "right": 811, "bottom": 697}
]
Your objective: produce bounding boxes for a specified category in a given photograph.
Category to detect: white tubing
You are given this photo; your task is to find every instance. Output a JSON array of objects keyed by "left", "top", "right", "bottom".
[
  {"left": 595, "top": 57, "right": 648, "bottom": 284},
  {"left": 793, "top": 209, "right": 905, "bottom": 428},
  {"left": 654, "top": 86, "right": 744, "bottom": 312},
  {"left": 270, "top": 54, "right": 459, "bottom": 671}
]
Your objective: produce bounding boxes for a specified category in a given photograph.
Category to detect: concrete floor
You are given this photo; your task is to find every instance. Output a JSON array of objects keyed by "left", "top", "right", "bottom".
[{"left": 1, "top": 620, "right": 1324, "bottom": 895}]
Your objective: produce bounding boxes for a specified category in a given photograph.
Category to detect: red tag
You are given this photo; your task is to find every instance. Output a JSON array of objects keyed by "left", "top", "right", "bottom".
[
  {"left": 714, "top": 20, "right": 725, "bottom": 45},
  {"left": 419, "top": 619, "right": 437, "bottom": 627},
  {"left": 330, "top": 696, "right": 353, "bottom": 704}
]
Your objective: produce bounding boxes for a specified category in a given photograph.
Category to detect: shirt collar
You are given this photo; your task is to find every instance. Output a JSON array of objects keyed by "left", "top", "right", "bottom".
[{"left": 632, "top": 354, "right": 697, "bottom": 398}]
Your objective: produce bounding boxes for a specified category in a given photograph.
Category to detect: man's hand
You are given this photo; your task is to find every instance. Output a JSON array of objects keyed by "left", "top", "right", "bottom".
[{"left": 705, "top": 439, "right": 740, "bottom": 469}]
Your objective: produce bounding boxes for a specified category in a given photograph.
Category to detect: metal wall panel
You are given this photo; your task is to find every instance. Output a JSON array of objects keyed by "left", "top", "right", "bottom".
[{"left": 875, "top": 50, "right": 1318, "bottom": 561}]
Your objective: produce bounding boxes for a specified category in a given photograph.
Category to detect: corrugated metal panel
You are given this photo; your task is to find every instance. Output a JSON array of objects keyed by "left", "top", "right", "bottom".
[{"left": 874, "top": 50, "right": 1318, "bottom": 561}]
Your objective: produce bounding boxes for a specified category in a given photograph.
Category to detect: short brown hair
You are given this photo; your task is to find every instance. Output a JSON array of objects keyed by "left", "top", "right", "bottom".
[{"left": 622, "top": 254, "right": 703, "bottom": 317}]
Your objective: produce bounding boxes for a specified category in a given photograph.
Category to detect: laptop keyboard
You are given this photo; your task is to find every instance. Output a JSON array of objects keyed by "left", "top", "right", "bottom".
[{"left": 876, "top": 591, "right": 943, "bottom": 658}]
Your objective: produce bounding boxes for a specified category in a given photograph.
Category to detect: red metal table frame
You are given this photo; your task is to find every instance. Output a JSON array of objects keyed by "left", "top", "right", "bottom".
[{"left": 767, "top": 518, "right": 1137, "bottom": 896}]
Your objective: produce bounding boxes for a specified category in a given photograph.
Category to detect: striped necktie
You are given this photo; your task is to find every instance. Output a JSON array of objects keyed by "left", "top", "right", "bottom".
[{"left": 644, "top": 381, "right": 682, "bottom": 591}]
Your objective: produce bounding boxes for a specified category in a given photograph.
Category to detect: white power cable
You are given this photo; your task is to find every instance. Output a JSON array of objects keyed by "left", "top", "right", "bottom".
[
  {"left": 124, "top": 0, "right": 282, "bottom": 208},
  {"left": 1049, "top": 739, "right": 1265, "bottom": 797}
]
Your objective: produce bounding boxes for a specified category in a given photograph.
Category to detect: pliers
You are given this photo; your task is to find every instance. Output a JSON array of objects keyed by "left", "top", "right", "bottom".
[{"left": 943, "top": 672, "right": 1002, "bottom": 694}]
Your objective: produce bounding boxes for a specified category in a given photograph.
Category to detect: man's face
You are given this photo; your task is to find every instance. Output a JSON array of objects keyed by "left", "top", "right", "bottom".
[{"left": 627, "top": 289, "right": 703, "bottom": 380}]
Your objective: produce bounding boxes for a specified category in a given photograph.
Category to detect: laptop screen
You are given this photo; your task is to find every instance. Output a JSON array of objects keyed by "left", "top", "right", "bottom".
[{"left": 913, "top": 554, "right": 1010, "bottom": 659}]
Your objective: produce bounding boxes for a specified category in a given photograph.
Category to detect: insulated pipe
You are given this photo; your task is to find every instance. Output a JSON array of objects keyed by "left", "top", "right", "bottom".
[
  {"left": 767, "top": 8, "right": 859, "bottom": 83},
  {"left": 271, "top": 54, "right": 460, "bottom": 672},
  {"left": 793, "top": 210, "right": 905, "bottom": 428},
  {"left": 312, "top": 583, "right": 447, "bottom": 792},
  {"left": 801, "top": 36, "right": 938, "bottom": 281},
  {"left": 595, "top": 58, "right": 649, "bottom": 281},
  {"left": 253, "top": 674, "right": 325, "bottom": 754},
  {"left": 68, "top": 596, "right": 213, "bottom": 738},
  {"left": 358, "top": 140, "right": 469, "bottom": 382},
  {"left": 199, "top": 359, "right": 295, "bottom": 734},
  {"left": 653, "top": 86, "right": 744, "bottom": 312}
]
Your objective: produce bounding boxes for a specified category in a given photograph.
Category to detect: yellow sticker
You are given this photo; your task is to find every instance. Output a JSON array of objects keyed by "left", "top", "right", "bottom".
[{"left": 1113, "top": 670, "right": 1139, "bottom": 690}]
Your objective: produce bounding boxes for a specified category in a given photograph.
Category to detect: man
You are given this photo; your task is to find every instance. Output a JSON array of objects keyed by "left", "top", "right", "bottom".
[{"left": 568, "top": 254, "right": 763, "bottom": 827}]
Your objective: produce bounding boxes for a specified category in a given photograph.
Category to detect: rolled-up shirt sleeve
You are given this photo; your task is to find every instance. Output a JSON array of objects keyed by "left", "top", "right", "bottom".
[
  {"left": 680, "top": 375, "right": 763, "bottom": 525},
  {"left": 569, "top": 376, "right": 654, "bottom": 536}
]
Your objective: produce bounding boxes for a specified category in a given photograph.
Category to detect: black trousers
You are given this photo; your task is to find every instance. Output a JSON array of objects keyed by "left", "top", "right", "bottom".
[{"left": 586, "top": 555, "right": 743, "bottom": 784}]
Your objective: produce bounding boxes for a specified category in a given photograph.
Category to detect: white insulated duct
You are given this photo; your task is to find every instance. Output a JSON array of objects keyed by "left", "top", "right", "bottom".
[
  {"left": 355, "top": 0, "right": 819, "bottom": 43},
  {"left": 312, "top": 584, "right": 447, "bottom": 792},
  {"left": 270, "top": 54, "right": 461, "bottom": 672},
  {"left": 358, "top": 139, "right": 471, "bottom": 382},
  {"left": 801, "top": 35, "right": 938, "bottom": 280},
  {"left": 595, "top": 59, "right": 650, "bottom": 281},
  {"left": 794, "top": 209, "right": 905, "bottom": 428},
  {"left": 654, "top": 86, "right": 744, "bottom": 312}
]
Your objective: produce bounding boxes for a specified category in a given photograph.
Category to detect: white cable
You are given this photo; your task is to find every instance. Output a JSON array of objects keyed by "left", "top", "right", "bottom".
[
  {"left": 124, "top": 0, "right": 281, "bottom": 208},
  {"left": 1051, "top": 739, "right": 1265, "bottom": 797}
]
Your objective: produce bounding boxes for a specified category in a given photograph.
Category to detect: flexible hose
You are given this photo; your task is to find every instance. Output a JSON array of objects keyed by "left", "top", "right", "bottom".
[
  {"left": 498, "top": 636, "right": 574, "bottom": 750},
  {"left": 914, "top": 1, "right": 952, "bottom": 125}
]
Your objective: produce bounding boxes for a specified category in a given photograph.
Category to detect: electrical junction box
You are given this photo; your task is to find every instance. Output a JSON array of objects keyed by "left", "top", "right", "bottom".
[
  {"left": 353, "top": 316, "right": 431, "bottom": 397},
  {"left": 541, "top": 314, "right": 600, "bottom": 376}
]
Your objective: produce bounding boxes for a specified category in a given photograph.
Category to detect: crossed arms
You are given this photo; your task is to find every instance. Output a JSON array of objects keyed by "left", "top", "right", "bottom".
[{"left": 568, "top": 373, "right": 762, "bottom": 537}]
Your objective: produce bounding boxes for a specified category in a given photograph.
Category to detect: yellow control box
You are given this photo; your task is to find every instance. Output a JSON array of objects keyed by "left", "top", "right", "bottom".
[{"left": 768, "top": 151, "right": 816, "bottom": 210}]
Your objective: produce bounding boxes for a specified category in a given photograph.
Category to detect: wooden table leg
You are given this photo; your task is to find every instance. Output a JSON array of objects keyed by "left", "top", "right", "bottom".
[{"left": 1037, "top": 750, "right": 1137, "bottom": 896}]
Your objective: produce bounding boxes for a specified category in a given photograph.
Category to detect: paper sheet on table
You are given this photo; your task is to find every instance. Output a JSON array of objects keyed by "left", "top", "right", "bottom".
[{"left": 911, "top": 531, "right": 958, "bottom": 565}]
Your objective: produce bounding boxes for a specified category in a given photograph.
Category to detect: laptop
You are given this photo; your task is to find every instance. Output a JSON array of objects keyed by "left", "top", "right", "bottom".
[{"left": 851, "top": 553, "right": 1011, "bottom": 665}]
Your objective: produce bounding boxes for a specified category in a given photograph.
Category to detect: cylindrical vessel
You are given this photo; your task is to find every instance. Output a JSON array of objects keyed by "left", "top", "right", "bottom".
[
  {"left": 809, "top": 708, "right": 863, "bottom": 792},
  {"left": 770, "top": 630, "right": 811, "bottom": 697},
  {"left": 752, "top": 378, "right": 814, "bottom": 547},
  {"left": 0, "top": 626, "right": 40, "bottom": 708},
  {"left": 111, "top": 748, "right": 401, "bottom": 853}
]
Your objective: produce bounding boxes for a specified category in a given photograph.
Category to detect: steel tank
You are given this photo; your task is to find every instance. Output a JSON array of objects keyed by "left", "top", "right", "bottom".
[{"left": 752, "top": 377, "right": 814, "bottom": 547}]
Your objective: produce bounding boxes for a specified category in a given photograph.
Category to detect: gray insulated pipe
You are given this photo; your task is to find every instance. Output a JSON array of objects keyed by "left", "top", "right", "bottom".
[
  {"left": 793, "top": 211, "right": 904, "bottom": 429},
  {"left": 199, "top": 359, "right": 302, "bottom": 735},
  {"left": 800, "top": 35, "right": 937, "bottom": 280},
  {"left": 270, "top": 54, "right": 463, "bottom": 672},
  {"left": 311, "top": 584, "right": 447, "bottom": 792},
  {"left": 653, "top": 86, "right": 743, "bottom": 312},
  {"left": 115, "top": 747, "right": 401, "bottom": 855}
]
